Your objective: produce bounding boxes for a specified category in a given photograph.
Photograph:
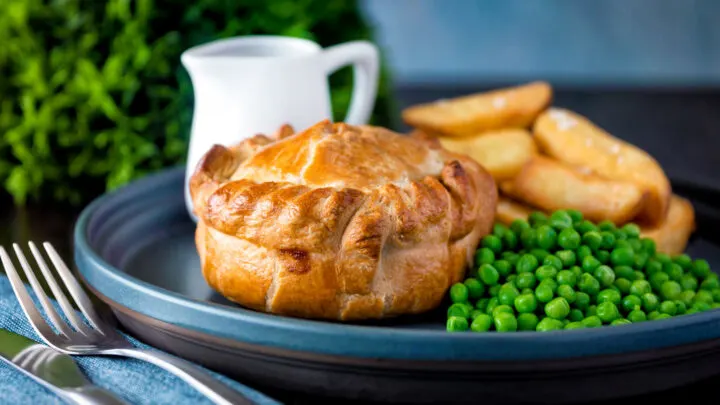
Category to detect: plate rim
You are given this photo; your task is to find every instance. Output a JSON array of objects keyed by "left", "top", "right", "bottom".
[{"left": 73, "top": 166, "right": 720, "bottom": 361}]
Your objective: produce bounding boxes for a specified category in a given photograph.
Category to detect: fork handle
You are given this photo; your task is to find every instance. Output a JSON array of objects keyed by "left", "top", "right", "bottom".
[{"left": 107, "top": 348, "right": 255, "bottom": 405}]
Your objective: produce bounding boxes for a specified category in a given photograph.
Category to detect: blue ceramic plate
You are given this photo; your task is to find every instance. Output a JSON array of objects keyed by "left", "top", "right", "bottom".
[{"left": 74, "top": 167, "right": 720, "bottom": 404}]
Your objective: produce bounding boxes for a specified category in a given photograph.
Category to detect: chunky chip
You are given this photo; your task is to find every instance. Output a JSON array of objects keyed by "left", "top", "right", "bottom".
[
  {"left": 437, "top": 129, "right": 537, "bottom": 181},
  {"left": 402, "top": 81, "right": 552, "bottom": 137},
  {"left": 533, "top": 108, "right": 671, "bottom": 225},
  {"left": 495, "top": 195, "right": 536, "bottom": 225},
  {"left": 640, "top": 195, "right": 696, "bottom": 255},
  {"left": 500, "top": 156, "right": 648, "bottom": 224}
]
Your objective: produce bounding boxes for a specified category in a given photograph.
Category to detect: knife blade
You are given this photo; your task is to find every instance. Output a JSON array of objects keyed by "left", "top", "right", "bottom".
[{"left": 0, "top": 328, "right": 129, "bottom": 405}]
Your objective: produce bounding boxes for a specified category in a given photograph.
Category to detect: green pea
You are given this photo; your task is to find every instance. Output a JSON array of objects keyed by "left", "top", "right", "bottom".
[
  {"left": 489, "top": 285, "right": 501, "bottom": 297},
  {"left": 492, "top": 304, "right": 514, "bottom": 318},
  {"left": 712, "top": 289, "right": 720, "bottom": 303},
  {"left": 692, "top": 302, "right": 712, "bottom": 312},
  {"left": 475, "top": 298, "right": 490, "bottom": 312},
  {"left": 629, "top": 280, "right": 652, "bottom": 297},
  {"left": 582, "top": 315, "right": 603, "bottom": 328},
  {"left": 470, "top": 314, "right": 493, "bottom": 332},
  {"left": 529, "top": 211, "right": 548, "bottom": 226},
  {"left": 582, "top": 231, "right": 603, "bottom": 251},
  {"left": 543, "top": 255, "right": 563, "bottom": 271},
  {"left": 701, "top": 277, "right": 720, "bottom": 291},
  {"left": 649, "top": 272, "right": 670, "bottom": 291},
  {"left": 597, "top": 289, "right": 622, "bottom": 305},
  {"left": 470, "top": 309, "right": 485, "bottom": 320},
  {"left": 585, "top": 305, "right": 598, "bottom": 317},
  {"left": 557, "top": 270, "right": 577, "bottom": 287},
  {"left": 660, "top": 281, "right": 682, "bottom": 301},
  {"left": 502, "top": 251, "right": 520, "bottom": 266},
  {"left": 535, "top": 284, "right": 554, "bottom": 303},
  {"left": 493, "top": 260, "right": 512, "bottom": 277},
  {"left": 535, "top": 265, "right": 558, "bottom": 282},
  {"left": 659, "top": 300, "right": 677, "bottom": 315},
  {"left": 627, "top": 309, "right": 647, "bottom": 322},
  {"left": 610, "top": 247, "right": 634, "bottom": 267},
  {"left": 628, "top": 239, "right": 643, "bottom": 253},
  {"left": 557, "top": 285, "right": 576, "bottom": 303},
  {"left": 550, "top": 210, "right": 574, "bottom": 230},
  {"left": 641, "top": 238, "right": 656, "bottom": 256},
  {"left": 581, "top": 256, "right": 601, "bottom": 273},
  {"left": 502, "top": 231, "right": 518, "bottom": 251},
  {"left": 554, "top": 250, "right": 576, "bottom": 268},
  {"left": 464, "top": 279, "right": 485, "bottom": 300},
  {"left": 535, "top": 225, "right": 558, "bottom": 250},
  {"left": 517, "top": 313, "right": 539, "bottom": 331},
  {"left": 694, "top": 290, "right": 714, "bottom": 305},
  {"left": 579, "top": 273, "right": 601, "bottom": 296},
  {"left": 566, "top": 209, "right": 583, "bottom": 223},
  {"left": 620, "top": 223, "right": 640, "bottom": 238},
  {"left": 481, "top": 235, "right": 503, "bottom": 254},
  {"left": 493, "top": 223, "right": 508, "bottom": 237},
  {"left": 493, "top": 312, "right": 518, "bottom": 332},
  {"left": 680, "top": 274, "right": 698, "bottom": 292},
  {"left": 613, "top": 266, "right": 633, "bottom": 280},
  {"left": 655, "top": 253, "right": 671, "bottom": 264},
  {"left": 536, "top": 317, "right": 564, "bottom": 332},
  {"left": 514, "top": 293, "right": 538, "bottom": 314},
  {"left": 577, "top": 246, "right": 593, "bottom": 262},
  {"left": 449, "top": 283, "right": 469, "bottom": 303},
  {"left": 594, "top": 265, "right": 616, "bottom": 287},
  {"left": 673, "top": 253, "right": 692, "bottom": 270},
  {"left": 515, "top": 272, "right": 537, "bottom": 289},
  {"left": 558, "top": 228, "right": 581, "bottom": 250},
  {"left": 641, "top": 293, "right": 660, "bottom": 312},
  {"left": 596, "top": 250, "right": 610, "bottom": 265},
  {"left": 655, "top": 313, "right": 673, "bottom": 320},
  {"left": 633, "top": 271, "right": 645, "bottom": 281},
  {"left": 571, "top": 265, "right": 583, "bottom": 280},
  {"left": 479, "top": 264, "right": 500, "bottom": 286},
  {"left": 516, "top": 254, "right": 539, "bottom": 274},
  {"left": 686, "top": 308, "right": 700, "bottom": 315},
  {"left": 530, "top": 249, "right": 550, "bottom": 263},
  {"left": 563, "top": 321, "right": 584, "bottom": 330},
  {"left": 545, "top": 297, "right": 570, "bottom": 320},
  {"left": 647, "top": 311, "right": 661, "bottom": 320},
  {"left": 633, "top": 253, "right": 649, "bottom": 270},
  {"left": 622, "top": 295, "right": 642, "bottom": 312},
  {"left": 511, "top": 219, "right": 531, "bottom": 235},
  {"left": 486, "top": 297, "right": 500, "bottom": 314},
  {"left": 475, "top": 248, "right": 495, "bottom": 266},
  {"left": 600, "top": 231, "right": 616, "bottom": 250},
  {"left": 645, "top": 259, "right": 663, "bottom": 276},
  {"left": 678, "top": 290, "right": 695, "bottom": 307},
  {"left": 447, "top": 316, "right": 469, "bottom": 332},
  {"left": 614, "top": 229, "right": 628, "bottom": 241},
  {"left": 611, "top": 318, "right": 632, "bottom": 326},
  {"left": 614, "top": 278, "right": 632, "bottom": 295},
  {"left": 575, "top": 220, "right": 597, "bottom": 234},
  {"left": 674, "top": 300, "right": 687, "bottom": 315},
  {"left": 498, "top": 284, "right": 521, "bottom": 306},
  {"left": 540, "top": 279, "right": 558, "bottom": 293},
  {"left": 567, "top": 308, "right": 583, "bottom": 322},
  {"left": 664, "top": 262, "right": 684, "bottom": 282},
  {"left": 597, "top": 302, "right": 620, "bottom": 322},
  {"left": 506, "top": 274, "right": 517, "bottom": 285},
  {"left": 575, "top": 292, "right": 591, "bottom": 310},
  {"left": 520, "top": 228, "right": 537, "bottom": 249},
  {"left": 447, "top": 303, "right": 472, "bottom": 318},
  {"left": 692, "top": 259, "right": 711, "bottom": 278},
  {"left": 598, "top": 220, "right": 616, "bottom": 231}
]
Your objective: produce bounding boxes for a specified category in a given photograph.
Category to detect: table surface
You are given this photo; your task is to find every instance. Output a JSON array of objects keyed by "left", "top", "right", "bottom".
[{"left": 1, "top": 86, "right": 719, "bottom": 404}]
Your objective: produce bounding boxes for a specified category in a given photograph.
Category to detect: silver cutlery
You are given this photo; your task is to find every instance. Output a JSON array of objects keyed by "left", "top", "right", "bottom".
[
  {"left": 1, "top": 241, "right": 255, "bottom": 405},
  {"left": 0, "top": 328, "right": 128, "bottom": 404}
]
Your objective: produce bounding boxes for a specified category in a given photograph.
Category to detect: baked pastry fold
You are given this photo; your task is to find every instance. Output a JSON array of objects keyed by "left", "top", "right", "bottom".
[{"left": 190, "top": 120, "right": 497, "bottom": 320}]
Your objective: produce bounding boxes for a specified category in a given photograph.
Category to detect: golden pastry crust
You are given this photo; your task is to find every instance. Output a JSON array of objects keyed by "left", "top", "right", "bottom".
[{"left": 190, "top": 120, "right": 497, "bottom": 321}]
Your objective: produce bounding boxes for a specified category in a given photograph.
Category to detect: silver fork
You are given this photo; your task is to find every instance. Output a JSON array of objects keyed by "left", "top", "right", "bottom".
[{"left": 1, "top": 242, "right": 255, "bottom": 405}]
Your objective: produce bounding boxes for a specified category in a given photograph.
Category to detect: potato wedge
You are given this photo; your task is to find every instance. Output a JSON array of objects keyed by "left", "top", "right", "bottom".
[
  {"left": 500, "top": 156, "right": 648, "bottom": 224},
  {"left": 402, "top": 81, "right": 552, "bottom": 137},
  {"left": 496, "top": 195, "right": 537, "bottom": 225},
  {"left": 640, "top": 195, "right": 695, "bottom": 255},
  {"left": 533, "top": 108, "right": 671, "bottom": 225},
  {"left": 437, "top": 129, "right": 537, "bottom": 181}
]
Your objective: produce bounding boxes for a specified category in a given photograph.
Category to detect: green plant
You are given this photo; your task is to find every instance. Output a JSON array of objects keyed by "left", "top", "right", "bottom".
[{"left": 0, "top": 0, "right": 394, "bottom": 205}]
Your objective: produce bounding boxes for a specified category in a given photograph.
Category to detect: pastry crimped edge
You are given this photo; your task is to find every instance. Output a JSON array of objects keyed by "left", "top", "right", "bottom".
[{"left": 190, "top": 120, "right": 497, "bottom": 321}]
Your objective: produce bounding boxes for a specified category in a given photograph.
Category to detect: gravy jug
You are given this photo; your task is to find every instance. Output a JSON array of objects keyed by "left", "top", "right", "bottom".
[{"left": 181, "top": 35, "right": 380, "bottom": 220}]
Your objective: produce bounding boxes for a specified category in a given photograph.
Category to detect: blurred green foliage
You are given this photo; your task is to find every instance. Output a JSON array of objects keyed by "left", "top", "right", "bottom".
[{"left": 0, "top": 0, "right": 394, "bottom": 205}]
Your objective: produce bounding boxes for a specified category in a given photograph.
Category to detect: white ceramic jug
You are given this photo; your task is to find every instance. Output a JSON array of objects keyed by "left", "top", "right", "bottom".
[{"left": 181, "top": 35, "right": 380, "bottom": 220}]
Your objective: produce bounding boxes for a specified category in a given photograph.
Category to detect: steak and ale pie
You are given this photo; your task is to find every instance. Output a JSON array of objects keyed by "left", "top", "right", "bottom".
[{"left": 189, "top": 120, "right": 497, "bottom": 321}]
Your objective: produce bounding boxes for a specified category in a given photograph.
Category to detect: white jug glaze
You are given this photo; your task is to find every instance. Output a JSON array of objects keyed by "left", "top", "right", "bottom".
[{"left": 181, "top": 35, "right": 380, "bottom": 220}]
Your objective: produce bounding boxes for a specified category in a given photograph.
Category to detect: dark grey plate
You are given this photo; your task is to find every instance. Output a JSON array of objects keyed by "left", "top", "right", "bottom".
[{"left": 74, "top": 167, "right": 720, "bottom": 404}]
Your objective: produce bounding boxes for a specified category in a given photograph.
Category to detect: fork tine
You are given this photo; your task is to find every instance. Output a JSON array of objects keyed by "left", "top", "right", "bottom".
[
  {"left": 43, "top": 242, "right": 111, "bottom": 335},
  {"left": 28, "top": 242, "right": 93, "bottom": 336},
  {"left": 0, "top": 247, "right": 62, "bottom": 341}
]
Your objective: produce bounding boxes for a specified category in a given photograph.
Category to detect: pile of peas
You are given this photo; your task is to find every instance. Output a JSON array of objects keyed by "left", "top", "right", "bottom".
[{"left": 446, "top": 209, "right": 717, "bottom": 332}]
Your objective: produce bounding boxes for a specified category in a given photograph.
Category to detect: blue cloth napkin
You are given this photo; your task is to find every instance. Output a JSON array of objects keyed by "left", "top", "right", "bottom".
[{"left": 0, "top": 275, "right": 281, "bottom": 405}]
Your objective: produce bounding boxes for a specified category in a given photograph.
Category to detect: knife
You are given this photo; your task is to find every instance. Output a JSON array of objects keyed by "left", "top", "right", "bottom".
[{"left": 0, "top": 328, "right": 129, "bottom": 405}]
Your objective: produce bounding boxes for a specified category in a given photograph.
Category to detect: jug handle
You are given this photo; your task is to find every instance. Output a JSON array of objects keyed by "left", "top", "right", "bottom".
[{"left": 321, "top": 41, "right": 380, "bottom": 125}]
